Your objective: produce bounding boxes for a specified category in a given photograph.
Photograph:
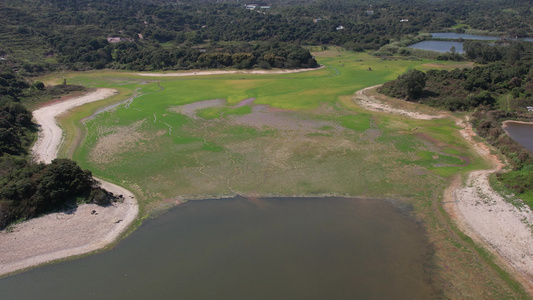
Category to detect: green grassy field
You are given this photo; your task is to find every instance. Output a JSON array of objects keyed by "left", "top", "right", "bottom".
[
  {"left": 45, "top": 49, "right": 527, "bottom": 298},
  {"left": 46, "top": 51, "right": 481, "bottom": 206}
]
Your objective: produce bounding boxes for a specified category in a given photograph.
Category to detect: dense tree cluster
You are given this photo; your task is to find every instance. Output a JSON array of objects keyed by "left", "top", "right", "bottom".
[
  {"left": 0, "top": 159, "right": 116, "bottom": 229},
  {"left": 50, "top": 40, "right": 318, "bottom": 71},
  {"left": 0, "top": 102, "right": 33, "bottom": 156},
  {"left": 380, "top": 69, "right": 426, "bottom": 99}
]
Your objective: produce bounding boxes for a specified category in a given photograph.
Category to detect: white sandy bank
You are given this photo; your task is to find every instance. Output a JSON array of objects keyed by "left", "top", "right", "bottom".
[
  {"left": 135, "top": 66, "right": 323, "bottom": 77},
  {"left": 0, "top": 88, "right": 139, "bottom": 277}
]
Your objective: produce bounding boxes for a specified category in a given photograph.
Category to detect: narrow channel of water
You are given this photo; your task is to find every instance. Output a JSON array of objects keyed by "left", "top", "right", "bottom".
[
  {"left": 431, "top": 32, "right": 533, "bottom": 42},
  {"left": 503, "top": 121, "right": 533, "bottom": 153},
  {"left": 0, "top": 197, "right": 438, "bottom": 299},
  {"left": 408, "top": 40, "right": 464, "bottom": 53}
]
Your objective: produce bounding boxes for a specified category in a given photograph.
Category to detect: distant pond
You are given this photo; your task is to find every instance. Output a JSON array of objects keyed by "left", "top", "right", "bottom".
[
  {"left": 503, "top": 121, "right": 533, "bottom": 153},
  {"left": 431, "top": 32, "right": 533, "bottom": 42},
  {"left": 408, "top": 33, "right": 533, "bottom": 54},
  {"left": 0, "top": 197, "right": 438, "bottom": 299},
  {"left": 408, "top": 40, "right": 464, "bottom": 53}
]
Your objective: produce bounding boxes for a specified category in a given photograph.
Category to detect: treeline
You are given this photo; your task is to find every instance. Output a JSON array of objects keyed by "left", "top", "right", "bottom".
[
  {"left": 379, "top": 41, "right": 533, "bottom": 112},
  {"left": 1, "top": 0, "right": 532, "bottom": 75},
  {"left": 0, "top": 74, "right": 114, "bottom": 230},
  {"left": 50, "top": 40, "right": 318, "bottom": 71}
]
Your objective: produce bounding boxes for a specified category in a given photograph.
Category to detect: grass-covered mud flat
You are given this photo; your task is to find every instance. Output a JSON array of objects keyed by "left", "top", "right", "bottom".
[{"left": 45, "top": 49, "right": 530, "bottom": 298}]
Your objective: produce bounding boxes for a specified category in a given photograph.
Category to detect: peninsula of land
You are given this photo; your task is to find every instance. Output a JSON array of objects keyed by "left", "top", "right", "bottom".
[{"left": 0, "top": 89, "right": 139, "bottom": 277}]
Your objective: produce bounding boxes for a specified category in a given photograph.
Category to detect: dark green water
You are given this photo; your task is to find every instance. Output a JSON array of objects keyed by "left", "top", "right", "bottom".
[{"left": 0, "top": 197, "right": 437, "bottom": 299}]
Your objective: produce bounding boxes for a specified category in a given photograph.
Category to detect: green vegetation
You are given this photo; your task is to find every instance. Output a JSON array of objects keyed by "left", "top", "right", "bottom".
[
  {"left": 379, "top": 40, "right": 533, "bottom": 203},
  {"left": 52, "top": 51, "right": 479, "bottom": 209},
  {"left": 0, "top": 159, "right": 115, "bottom": 229}
]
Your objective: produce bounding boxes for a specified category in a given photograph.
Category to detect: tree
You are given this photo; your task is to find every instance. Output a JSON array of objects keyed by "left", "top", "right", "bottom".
[
  {"left": 396, "top": 69, "right": 426, "bottom": 99},
  {"left": 450, "top": 46, "right": 456, "bottom": 54}
]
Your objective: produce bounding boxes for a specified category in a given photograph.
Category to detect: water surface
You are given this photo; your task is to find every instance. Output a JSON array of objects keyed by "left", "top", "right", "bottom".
[
  {"left": 431, "top": 32, "right": 533, "bottom": 42},
  {"left": 408, "top": 40, "right": 464, "bottom": 53},
  {"left": 0, "top": 197, "right": 437, "bottom": 299},
  {"left": 503, "top": 121, "right": 533, "bottom": 152}
]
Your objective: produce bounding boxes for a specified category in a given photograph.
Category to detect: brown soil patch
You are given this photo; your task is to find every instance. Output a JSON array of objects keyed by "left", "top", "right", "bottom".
[
  {"left": 354, "top": 85, "right": 447, "bottom": 120},
  {"left": 230, "top": 106, "right": 343, "bottom": 132},
  {"left": 89, "top": 120, "right": 150, "bottom": 164},
  {"left": 421, "top": 62, "right": 475, "bottom": 69}
]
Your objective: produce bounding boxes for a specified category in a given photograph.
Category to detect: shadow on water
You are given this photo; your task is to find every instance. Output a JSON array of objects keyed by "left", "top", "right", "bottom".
[{"left": 0, "top": 196, "right": 441, "bottom": 299}]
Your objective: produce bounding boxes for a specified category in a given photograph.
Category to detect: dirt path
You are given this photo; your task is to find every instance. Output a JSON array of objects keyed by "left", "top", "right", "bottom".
[
  {"left": 354, "top": 85, "right": 447, "bottom": 120},
  {"left": 0, "top": 88, "right": 139, "bottom": 277},
  {"left": 135, "top": 66, "right": 324, "bottom": 77},
  {"left": 447, "top": 118, "right": 533, "bottom": 291},
  {"left": 353, "top": 86, "right": 533, "bottom": 291}
]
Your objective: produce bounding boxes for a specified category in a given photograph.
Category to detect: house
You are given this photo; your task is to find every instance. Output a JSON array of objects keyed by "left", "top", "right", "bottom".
[
  {"left": 260, "top": 6, "right": 270, "bottom": 9},
  {"left": 400, "top": 19, "right": 409, "bottom": 23},
  {"left": 527, "top": 106, "right": 533, "bottom": 112},
  {"left": 313, "top": 18, "right": 323, "bottom": 23},
  {"left": 107, "top": 37, "right": 134, "bottom": 43},
  {"left": 365, "top": 10, "right": 374, "bottom": 15},
  {"left": 336, "top": 26, "right": 344, "bottom": 30},
  {"left": 245, "top": 4, "right": 258, "bottom": 9}
]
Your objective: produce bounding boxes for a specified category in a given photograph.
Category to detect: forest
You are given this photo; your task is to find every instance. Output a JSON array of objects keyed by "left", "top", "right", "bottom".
[{"left": 1, "top": 0, "right": 532, "bottom": 75}]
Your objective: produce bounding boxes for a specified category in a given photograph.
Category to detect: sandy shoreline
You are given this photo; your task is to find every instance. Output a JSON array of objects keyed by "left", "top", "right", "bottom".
[
  {"left": 135, "top": 66, "right": 324, "bottom": 77},
  {"left": 502, "top": 120, "right": 533, "bottom": 126},
  {"left": 354, "top": 86, "right": 533, "bottom": 292},
  {"left": 354, "top": 85, "right": 447, "bottom": 120},
  {"left": 449, "top": 118, "right": 533, "bottom": 291},
  {"left": 0, "top": 88, "right": 139, "bottom": 278}
]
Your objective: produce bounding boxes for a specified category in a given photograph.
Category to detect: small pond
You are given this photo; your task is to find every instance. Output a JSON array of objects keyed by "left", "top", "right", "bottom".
[
  {"left": 503, "top": 121, "right": 533, "bottom": 153},
  {"left": 409, "top": 33, "right": 533, "bottom": 54}
]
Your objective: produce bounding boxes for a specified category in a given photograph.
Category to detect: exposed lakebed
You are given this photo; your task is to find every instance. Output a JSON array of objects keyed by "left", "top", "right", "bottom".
[{"left": 0, "top": 197, "right": 437, "bottom": 299}]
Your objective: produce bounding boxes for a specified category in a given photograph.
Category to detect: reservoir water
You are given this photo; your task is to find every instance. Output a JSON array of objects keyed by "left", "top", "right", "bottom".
[
  {"left": 408, "top": 40, "right": 464, "bottom": 53},
  {"left": 503, "top": 121, "right": 533, "bottom": 153},
  {"left": 408, "top": 33, "right": 533, "bottom": 54},
  {"left": 0, "top": 197, "right": 437, "bottom": 299}
]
